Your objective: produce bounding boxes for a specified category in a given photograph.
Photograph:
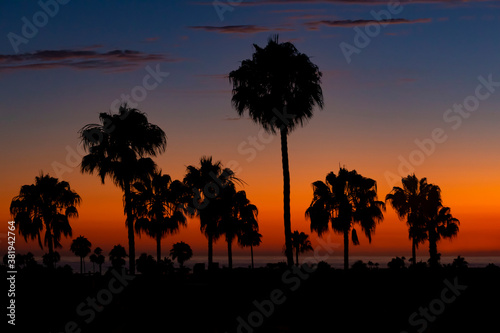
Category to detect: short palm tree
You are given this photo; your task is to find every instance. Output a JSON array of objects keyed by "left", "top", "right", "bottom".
[
  {"left": 183, "top": 156, "right": 239, "bottom": 269},
  {"left": 10, "top": 173, "right": 81, "bottom": 269},
  {"left": 230, "top": 35, "right": 323, "bottom": 266},
  {"left": 306, "top": 168, "right": 385, "bottom": 270},
  {"left": 109, "top": 244, "right": 128, "bottom": 271},
  {"left": 239, "top": 226, "right": 262, "bottom": 269},
  {"left": 70, "top": 236, "right": 92, "bottom": 274},
  {"left": 131, "top": 170, "right": 189, "bottom": 262},
  {"left": 79, "top": 104, "right": 166, "bottom": 274},
  {"left": 290, "top": 231, "right": 313, "bottom": 266},
  {"left": 424, "top": 200, "right": 460, "bottom": 268},
  {"left": 385, "top": 174, "right": 436, "bottom": 265},
  {"left": 89, "top": 247, "right": 105, "bottom": 274},
  {"left": 219, "top": 188, "right": 258, "bottom": 269},
  {"left": 170, "top": 241, "right": 193, "bottom": 269}
]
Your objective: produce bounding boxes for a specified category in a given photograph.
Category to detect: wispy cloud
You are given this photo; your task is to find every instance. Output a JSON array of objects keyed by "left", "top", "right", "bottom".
[
  {"left": 305, "top": 18, "right": 432, "bottom": 30},
  {"left": 0, "top": 49, "right": 181, "bottom": 72},
  {"left": 188, "top": 25, "right": 294, "bottom": 34}
]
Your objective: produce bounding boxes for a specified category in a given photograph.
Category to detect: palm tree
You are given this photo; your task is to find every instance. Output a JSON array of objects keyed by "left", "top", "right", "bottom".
[
  {"left": 219, "top": 188, "right": 258, "bottom": 269},
  {"left": 290, "top": 231, "right": 313, "bottom": 266},
  {"left": 79, "top": 104, "right": 166, "bottom": 274},
  {"left": 131, "top": 170, "right": 189, "bottom": 262},
  {"left": 425, "top": 203, "right": 460, "bottom": 268},
  {"left": 239, "top": 226, "right": 262, "bottom": 269},
  {"left": 170, "top": 241, "right": 193, "bottom": 269},
  {"left": 42, "top": 251, "right": 60, "bottom": 268},
  {"left": 70, "top": 236, "right": 92, "bottom": 274},
  {"left": 229, "top": 35, "right": 324, "bottom": 266},
  {"left": 385, "top": 174, "right": 436, "bottom": 265},
  {"left": 183, "top": 156, "right": 240, "bottom": 269},
  {"left": 109, "top": 244, "right": 128, "bottom": 271},
  {"left": 10, "top": 173, "right": 81, "bottom": 269},
  {"left": 89, "top": 247, "right": 105, "bottom": 274},
  {"left": 306, "top": 168, "right": 385, "bottom": 270}
]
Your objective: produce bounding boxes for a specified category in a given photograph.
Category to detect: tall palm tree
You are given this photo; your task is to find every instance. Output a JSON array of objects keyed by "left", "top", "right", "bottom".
[
  {"left": 290, "top": 231, "right": 313, "bottom": 266},
  {"left": 170, "top": 241, "right": 193, "bottom": 269},
  {"left": 183, "top": 156, "right": 239, "bottom": 269},
  {"left": 79, "top": 104, "right": 166, "bottom": 274},
  {"left": 385, "top": 174, "right": 435, "bottom": 265},
  {"left": 219, "top": 188, "right": 258, "bottom": 269},
  {"left": 131, "top": 170, "right": 189, "bottom": 262},
  {"left": 10, "top": 173, "right": 81, "bottom": 269},
  {"left": 70, "top": 236, "right": 92, "bottom": 274},
  {"left": 229, "top": 35, "right": 324, "bottom": 266},
  {"left": 89, "top": 247, "right": 105, "bottom": 274},
  {"left": 306, "top": 168, "right": 385, "bottom": 270}
]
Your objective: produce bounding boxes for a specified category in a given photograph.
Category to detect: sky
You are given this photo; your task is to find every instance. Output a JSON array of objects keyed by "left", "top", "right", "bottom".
[{"left": 1, "top": 0, "right": 499, "bottom": 265}]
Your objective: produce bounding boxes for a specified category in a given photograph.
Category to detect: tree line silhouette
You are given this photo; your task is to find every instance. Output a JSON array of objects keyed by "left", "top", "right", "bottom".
[{"left": 8, "top": 36, "right": 461, "bottom": 274}]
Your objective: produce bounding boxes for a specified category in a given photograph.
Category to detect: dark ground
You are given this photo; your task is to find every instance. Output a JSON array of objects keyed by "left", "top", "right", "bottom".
[{"left": 5, "top": 263, "right": 500, "bottom": 333}]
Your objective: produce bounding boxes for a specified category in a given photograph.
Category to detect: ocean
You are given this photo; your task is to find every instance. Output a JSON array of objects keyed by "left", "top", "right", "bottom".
[{"left": 51, "top": 254, "right": 500, "bottom": 273}]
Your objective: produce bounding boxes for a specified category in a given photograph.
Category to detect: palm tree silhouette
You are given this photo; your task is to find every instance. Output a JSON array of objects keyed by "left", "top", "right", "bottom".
[
  {"left": 219, "top": 188, "right": 258, "bottom": 269},
  {"left": 229, "top": 35, "right": 324, "bottom": 266},
  {"left": 290, "top": 231, "right": 313, "bottom": 266},
  {"left": 183, "top": 156, "right": 240, "bottom": 269},
  {"left": 306, "top": 168, "right": 385, "bottom": 270},
  {"left": 42, "top": 251, "right": 60, "bottom": 268},
  {"left": 385, "top": 174, "right": 435, "bottom": 265},
  {"left": 10, "top": 173, "right": 81, "bottom": 269},
  {"left": 170, "top": 241, "right": 193, "bottom": 269},
  {"left": 70, "top": 236, "right": 92, "bottom": 274},
  {"left": 109, "top": 244, "right": 128, "bottom": 271},
  {"left": 89, "top": 247, "right": 105, "bottom": 274},
  {"left": 422, "top": 187, "right": 460, "bottom": 268},
  {"left": 131, "top": 170, "right": 189, "bottom": 262},
  {"left": 79, "top": 104, "right": 166, "bottom": 274},
  {"left": 239, "top": 225, "right": 262, "bottom": 269}
]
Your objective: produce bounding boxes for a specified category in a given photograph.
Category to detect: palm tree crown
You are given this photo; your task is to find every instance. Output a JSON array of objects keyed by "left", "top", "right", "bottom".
[{"left": 10, "top": 173, "right": 81, "bottom": 268}]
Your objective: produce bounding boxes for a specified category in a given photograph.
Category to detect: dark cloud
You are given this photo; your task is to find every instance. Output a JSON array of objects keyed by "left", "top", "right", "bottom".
[
  {"left": 188, "top": 25, "right": 294, "bottom": 34},
  {"left": 305, "top": 18, "right": 432, "bottom": 29},
  {"left": 0, "top": 49, "right": 181, "bottom": 72}
]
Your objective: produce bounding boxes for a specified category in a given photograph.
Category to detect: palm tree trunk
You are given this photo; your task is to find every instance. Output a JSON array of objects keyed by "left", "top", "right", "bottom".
[
  {"left": 280, "top": 128, "right": 294, "bottom": 267},
  {"left": 45, "top": 222, "right": 55, "bottom": 269},
  {"left": 208, "top": 234, "right": 213, "bottom": 269},
  {"left": 228, "top": 238, "right": 233, "bottom": 269},
  {"left": 124, "top": 183, "right": 135, "bottom": 274},
  {"left": 428, "top": 229, "right": 438, "bottom": 268},
  {"left": 250, "top": 245, "right": 254, "bottom": 269},
  {"left": 80, "top": 257, "right": 83, "bottom": 274},
  {"left": 156, "top": 233, "right": 162, "bottom": 263},
  {"left": 295, "top": 247, "right": 299, "bottom": 266},
  {"left": 344, "top": 229, "right": 349, "bottom": 270},
  {"left": 412, "top": 237, "right": 417, "bottom": 266}
]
